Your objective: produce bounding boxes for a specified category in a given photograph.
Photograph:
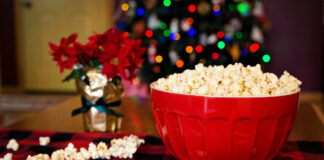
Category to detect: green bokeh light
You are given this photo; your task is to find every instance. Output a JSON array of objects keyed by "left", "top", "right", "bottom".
[
  {"left": 163, "top": 0, "right": 171, "bottom": 7},
  {"left": 262, "top": 54, "right": 271, "bottom": 63},
  {"left": 235, "top": 32, "right": 243, "bottom": 39},
  {"left": 163, "top": 29, "right": 171, "bottom": 37},
  {"left": 228, "top": 4, "right": 235, "bottom": 12},
  {"left": 160, "top": 22, "right": 167, "bottom": 30},
  {"left": 217, "top": 41, "right": 225, "bottom": 50},
  {"left": 237, "top": 3, "right": 249, "bottom": 15}
]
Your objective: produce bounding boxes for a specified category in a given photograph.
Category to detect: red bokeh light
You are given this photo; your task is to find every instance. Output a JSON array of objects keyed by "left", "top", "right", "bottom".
[
  {"left": 195, "top": 45, "right": 203, "bottom": 53},
  {"left": 145, "top": 30, "right": 153, "bottom": 38},
  {"left": 216, "top": 31, "right": 224, "bottom": 38},
  {"left": 249, "top": 43, "right": 260, "bottom": 53},
  {"left": 212, "top": 52, "right": 220, "bottom": 60},
  {"left": 188, "top": 4, "right": 196, "bottom": 13}
]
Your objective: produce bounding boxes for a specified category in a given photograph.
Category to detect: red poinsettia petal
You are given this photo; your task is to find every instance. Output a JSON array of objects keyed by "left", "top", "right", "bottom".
[
  {"left": 65, "top": 33, "right": 78, "bottom": 44},
  {"left": 49, "top": 42, "right": 58, "bottom": 52}
]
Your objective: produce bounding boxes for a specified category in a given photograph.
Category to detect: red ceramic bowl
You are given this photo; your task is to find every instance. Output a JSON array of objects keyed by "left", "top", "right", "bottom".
[{"left": 151, "top": 83, "right": 299, "bottom": 160}]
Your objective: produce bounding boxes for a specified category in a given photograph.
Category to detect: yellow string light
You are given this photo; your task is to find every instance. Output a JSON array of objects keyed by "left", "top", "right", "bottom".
[
  {"left": 121, "top": 3, "right": 129, "bottom": 11},
  {"left": 155, "top": 55, "right": 163, "bottom": 63}
]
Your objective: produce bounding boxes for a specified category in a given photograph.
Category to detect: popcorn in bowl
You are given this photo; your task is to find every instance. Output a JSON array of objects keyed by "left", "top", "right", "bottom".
[{"left": 154, "top": 63, "right": 301, "bottom": 96}]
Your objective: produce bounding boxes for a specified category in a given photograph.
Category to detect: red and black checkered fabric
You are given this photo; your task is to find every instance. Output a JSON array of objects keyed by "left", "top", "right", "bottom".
[{"left": 0, "top": 128, "right": 323, "bottom": 160}]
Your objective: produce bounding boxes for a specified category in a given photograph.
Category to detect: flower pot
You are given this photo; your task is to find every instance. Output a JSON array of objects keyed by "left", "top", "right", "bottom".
[{"left": 75, "top": 69, "right": 124, "bottom": 132}]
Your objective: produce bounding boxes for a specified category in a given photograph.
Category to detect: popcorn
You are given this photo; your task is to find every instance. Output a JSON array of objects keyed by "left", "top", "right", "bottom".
[
  {"left": 26, "top": 135, "right": 144, "bottom": 160},
  {"left": 109, "top": 135, "right": 145, "bottom": 159},
  {"left": 6, "top": 139, "right": 19, "bottom": 151},
  {"left": 0, "top": 153, "right": 12, "bottom": 160},
  {"left": 27, "top": 154, "right": 50, "bottom": 160},
  {"left": 39, "top": 137, "right": 50, "bottom": 146},
  {"left": 154, "top": 63, "right": 302, "bottom": 96},
  {"left": 97, "top": 142, "right": 111, "bottom": 159},
  {"left": 51, "top": 149, "right": 65, "bottom": 160}
]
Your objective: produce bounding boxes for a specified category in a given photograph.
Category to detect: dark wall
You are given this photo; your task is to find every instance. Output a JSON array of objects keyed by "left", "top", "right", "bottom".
[
  {"left": 0, "top": 0, "right": 18, "bottom": 86},
  {"left": 264, "top": 0, "right": 323, "bottom": 91}
]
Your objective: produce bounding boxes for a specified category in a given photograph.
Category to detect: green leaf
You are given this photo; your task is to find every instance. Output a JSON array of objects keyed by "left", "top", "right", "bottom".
[
  {"left": 89, "top": 58, "right": 101, "bottom": 68},
  {"left": 62, "top": 69, "right": 86, "bottom": 82}
]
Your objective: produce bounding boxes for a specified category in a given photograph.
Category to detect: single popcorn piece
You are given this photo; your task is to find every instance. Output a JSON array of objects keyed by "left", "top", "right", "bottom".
[
  {"left": 154, "top": 63, "right": 302, "bottom": 96},
  {"left": 39, "top": 137, "right": 50, "bottom": 146},
  {"left": 0, "top": 153, "right": 13, "bottom": 160},
  {"left": 27, "top": 154, "right": 50, "bottom": 160},
  {"left": 6, "top": 139, "right": 19, "bottom": 151}
]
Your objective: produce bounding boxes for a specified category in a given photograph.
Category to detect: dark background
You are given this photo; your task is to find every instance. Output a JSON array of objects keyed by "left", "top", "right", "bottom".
[{"left": 1, "top": 0, "right": 323, "bottom": 91}]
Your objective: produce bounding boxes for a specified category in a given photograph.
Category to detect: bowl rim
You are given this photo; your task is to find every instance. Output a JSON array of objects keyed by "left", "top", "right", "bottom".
[{"left": 150, "top": 82, "right": 300, "bottom": 98}]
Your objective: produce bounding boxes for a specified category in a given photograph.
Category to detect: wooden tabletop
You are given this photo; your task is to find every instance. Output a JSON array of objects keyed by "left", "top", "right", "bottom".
[
  {"left": 8, "top": 96, "right": 159, "bottom": 136},
  {"left": 8, "top": 96, "right": 324, "bottom": 141}
]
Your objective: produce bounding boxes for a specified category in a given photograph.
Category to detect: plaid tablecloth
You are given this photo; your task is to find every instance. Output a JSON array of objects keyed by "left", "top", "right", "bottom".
[{"left": 0, "top": 128, "right": 323, "bottom": 160}]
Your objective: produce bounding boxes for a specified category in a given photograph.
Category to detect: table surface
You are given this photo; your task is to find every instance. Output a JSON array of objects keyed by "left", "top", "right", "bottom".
[{"left": 8, "top": 96, "right": 324, "bottom": 141}]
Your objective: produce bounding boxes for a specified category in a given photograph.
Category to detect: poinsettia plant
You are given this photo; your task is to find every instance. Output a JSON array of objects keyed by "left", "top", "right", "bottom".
[{"left": 49, "top": 28, "right": 146, "bottom": 83}]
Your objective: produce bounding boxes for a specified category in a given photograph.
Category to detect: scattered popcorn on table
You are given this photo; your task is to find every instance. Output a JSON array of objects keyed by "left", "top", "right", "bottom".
[
  {"left": 6, "top": 139, "right": 19, "bottom": 151},
  {"left": 109, "top": 135, "right": 145, "bottom": 159},
  {"left": 26, "top": 135, "right": 144, "bottom": 160},
  {"left": 27, "top": 154, "right": 50, "bottom": 160},
  {"left": 0, "top": 153, "right": 12, "bottom": 160},
  {"left": 154, "top": 63, "right": 302, "bottom": 96},
  {"left": 97, "top": 142, "right": 111, "bottom": 159},
  {"left": 39, "top": 137, "right": 50, "bottom": 146},
  {"left": 88, "top": 142, "right": 99, "bottom": 159},
  {"left": 64, "top": 143, "right": 77, "bottom": 159},
  {"left": 51, "top": 149, "right": 65, "bottom": 160}
]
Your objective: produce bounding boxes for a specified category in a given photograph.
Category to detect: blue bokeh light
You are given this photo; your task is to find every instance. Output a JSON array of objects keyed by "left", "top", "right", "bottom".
[
  {"left": 213, "top": 10, "right": 221, "bottom": 16},
  {"left": 224, "top": 35, "right": 231, "bottom": 43},
  {"left": 241, "top": 49, "right": 248, "bottom": 56},
  {"left": 117, "top": 22, "right": 126, "bottom": 30},
  {"left": 188, "top": 28, "right": 196, "bottom": 37},
  {"left": 137, "top": 8, "right": 144, "bottom": 16},
  {"left": 169, "top": 33, "right": 177, "bottom": 40}
]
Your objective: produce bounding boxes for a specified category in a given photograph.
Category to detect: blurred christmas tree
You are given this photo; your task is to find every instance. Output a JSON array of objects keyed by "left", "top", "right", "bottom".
[{"left": 115, "top": 0, "right": 270, "bottom": 84}]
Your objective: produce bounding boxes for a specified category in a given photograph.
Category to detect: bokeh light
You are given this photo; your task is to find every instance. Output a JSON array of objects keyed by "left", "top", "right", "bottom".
[
  {"left": 217, "top": 41, "right": 225, "bottom": 49},
  {"left": 186, "top": 46, "right": 194, "bottom": 54},
  {"left": 163, "top": 0, "right": 171, "bottom": 7},
  {"left": 195, "top": 45, "right": 203, "bottom": 53},
  {"left": 237, "top": 3, "right": 249, "bottom": 16},
  {"left": 163, "top": 29, "right": 171, "bottom": 37},
  {"left": 160, "top": 22, "right": 167, "bottom": 30},
  {"left": 224, "top": 35, "right": 231, "bottom": 43},
  {"left": 153, "top": 65, "right": 161, "bottom": 73},
  {"left": 216, "top": 31, "right": 224, "bottom": 38},
  {"left": 262, "top": 54, "right": 271, "bottom": 63},
  {"left": 249, "top": 43, "right": 260, "bottom": 53},
  {"left": 186, "top": 17, "right": 194, "bottom": 24},
  {"left": 121, "top": 3, "right": 129, "bottom": 11},
  {"left": 188, "top": 4, "right": 197, "bottom": 13},
  {"left": 155, "top": 55, "right": 163, "bottom": 63},
  {"left": 241, "top": 49, "right": 248, "bottom": 56},
  {"left": 176, "top": 60, "right": 184, "bottom": 68},
  {"left": 235, "top": 32, "right": 243, "bottom": 39},
  {"left": 145, "top": 30, "right": 153, "bottom": 38},
  {"left": 211, "top": 52, "right": 220, "bottom": 60},
  {"left": 117, "top": 22, "right": 125, "bottom": 30},
  {"left": 136, "top": 8, "right": 144, "bottom": 16},
  {"left": 188, "top": 28, "right": 195, "bottom": 36}
]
